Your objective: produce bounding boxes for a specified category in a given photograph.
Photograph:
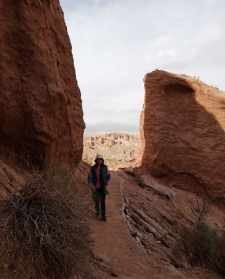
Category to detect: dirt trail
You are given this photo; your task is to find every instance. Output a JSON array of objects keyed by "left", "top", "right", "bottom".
[
  {"left": 89, "top": 170, "right": 221, "bottom": 279},
  {"left": 90, "top": 171, "right": 153, "bottom": 279}
]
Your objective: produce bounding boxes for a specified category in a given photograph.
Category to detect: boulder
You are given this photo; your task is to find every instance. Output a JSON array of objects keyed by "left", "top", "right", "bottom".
[{"left": 141, "top": 70, "right": 225, "bottom": 201}]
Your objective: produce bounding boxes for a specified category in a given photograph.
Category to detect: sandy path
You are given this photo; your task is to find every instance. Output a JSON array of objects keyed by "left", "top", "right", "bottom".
[
  {"left": 90, "top": 171, "right": 153, "bottom": 279},
  {"left": 88, "top": 169, "right": 222, "bottom": 279}
]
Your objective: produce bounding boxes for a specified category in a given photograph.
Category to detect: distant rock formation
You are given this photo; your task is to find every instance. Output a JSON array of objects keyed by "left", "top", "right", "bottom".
[
  {"left": 0, "top": 0, "right": 84, "bottom": 169},
  {"left": 83, "top": 133, "right": 141, "bottom": 169},
  {"left": 141, "top": 70, "right": 225, "bottom": 201}
]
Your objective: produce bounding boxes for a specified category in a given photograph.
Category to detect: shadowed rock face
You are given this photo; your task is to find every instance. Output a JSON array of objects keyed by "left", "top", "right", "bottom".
[
  {"left": 141, "top": 70, "right": 225, "bottom": 201},
  {"left": 0, "top": 0, "right": 85, "bottom": 168}
]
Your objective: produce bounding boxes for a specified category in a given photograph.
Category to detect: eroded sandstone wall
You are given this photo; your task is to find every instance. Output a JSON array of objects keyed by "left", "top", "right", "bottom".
[
  {"left": 139, "top": 106, "right": 145, "bottom": 161},
  {"left": 141, "top": 70, "right": 225, "bottom": 200},
  {"left": 0, "top": 0, "right": 85, "bottom": 168}
]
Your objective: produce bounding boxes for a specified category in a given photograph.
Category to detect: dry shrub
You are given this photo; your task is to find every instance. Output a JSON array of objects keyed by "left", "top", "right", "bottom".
[
  {"left": 174, "top": 198, "right": 225, "bottom": 276},
  {"left": 181, "top": 222, "right": 217, "bottom": 266},
  {"left": 0, "top": 167, "right": 92, "bottom": 279},
  {"left": 191, "top": 198, "right": 209, "bottom": 224},
  {"left": 179, "top": 222, "right": 225, "bottom": 276}
]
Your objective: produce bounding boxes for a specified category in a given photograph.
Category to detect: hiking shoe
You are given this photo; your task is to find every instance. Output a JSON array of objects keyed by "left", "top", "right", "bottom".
[{"left": 101, "top": 216, "right": 107, "bottom": 222}]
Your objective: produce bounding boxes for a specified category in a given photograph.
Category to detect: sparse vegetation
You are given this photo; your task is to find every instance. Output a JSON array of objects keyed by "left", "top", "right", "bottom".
[
  {"left": 0, "top": 167, "right": 92, "bottom": 279},
  {"left": 191, "top": 198, "right": 209, "bottom": 224},
  {"left": 176, "top": 198, "right": 225, "bottom": 277},
  {"left": 180, "top": 222, "right": 225, "bottom": 276}
]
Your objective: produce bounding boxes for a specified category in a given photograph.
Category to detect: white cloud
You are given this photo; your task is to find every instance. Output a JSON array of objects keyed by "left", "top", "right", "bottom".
[{"left": 60, "top": 0, "right": 225, "bottom": 132}]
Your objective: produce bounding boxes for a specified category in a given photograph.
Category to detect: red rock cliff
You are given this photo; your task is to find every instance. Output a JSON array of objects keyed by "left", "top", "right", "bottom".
[
  {"left": 141, "top": 70, "right": 225, "bottom": 201},
  {"left": 0, "top": 0, "right": 85, "bottom": 168}
]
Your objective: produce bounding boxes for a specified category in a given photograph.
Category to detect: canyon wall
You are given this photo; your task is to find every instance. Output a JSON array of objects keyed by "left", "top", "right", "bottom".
[
  {"left": 139, "top": 106, "right": 145, "bottom": 161},
  {"left": 0, "top": 0, "right": 85, "bottom": 169},
  {"left": 141, "top": 70, "right": 225, "bottom": 201}
]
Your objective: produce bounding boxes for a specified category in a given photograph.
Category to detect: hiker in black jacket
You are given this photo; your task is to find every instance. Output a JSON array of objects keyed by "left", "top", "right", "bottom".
[{"left": 88, "top": 155, "right": 111, "bottom": 221}]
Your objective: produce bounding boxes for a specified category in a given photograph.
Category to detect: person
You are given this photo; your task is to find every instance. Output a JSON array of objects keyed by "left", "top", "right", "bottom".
[{"left": 88, "top": 155, "right": 111, "bottom": 221}]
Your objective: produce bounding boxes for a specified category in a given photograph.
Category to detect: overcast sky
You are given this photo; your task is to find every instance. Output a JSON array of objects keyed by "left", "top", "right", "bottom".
[{"left": 60, "top": 0, "right": 225, "bottom": 133}]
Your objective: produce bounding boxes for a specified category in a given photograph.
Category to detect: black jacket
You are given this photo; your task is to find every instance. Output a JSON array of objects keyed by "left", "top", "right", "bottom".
[{"left": 88, "top": 164, "right": 110, "bottom": 188}]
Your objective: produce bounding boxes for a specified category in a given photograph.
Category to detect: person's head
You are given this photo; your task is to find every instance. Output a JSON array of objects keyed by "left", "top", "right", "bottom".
[{"left": 95, "top": 154, "right": 104, "bottom": 166}]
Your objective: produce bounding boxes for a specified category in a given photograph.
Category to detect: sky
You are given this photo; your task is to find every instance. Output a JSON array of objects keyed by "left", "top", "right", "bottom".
[{"left": 60, "top": 0, "right": 225, "bottom": 133}]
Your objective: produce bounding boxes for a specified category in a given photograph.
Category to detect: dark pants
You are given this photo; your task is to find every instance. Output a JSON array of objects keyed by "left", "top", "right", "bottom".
[{"left": 94, "top": 192, "right": 106, "bottom": 218}]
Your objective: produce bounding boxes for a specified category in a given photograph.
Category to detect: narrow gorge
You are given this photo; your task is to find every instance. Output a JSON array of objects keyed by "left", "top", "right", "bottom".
[{"left": 0, "top": 1, "right": 225, "bottom": 279}]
